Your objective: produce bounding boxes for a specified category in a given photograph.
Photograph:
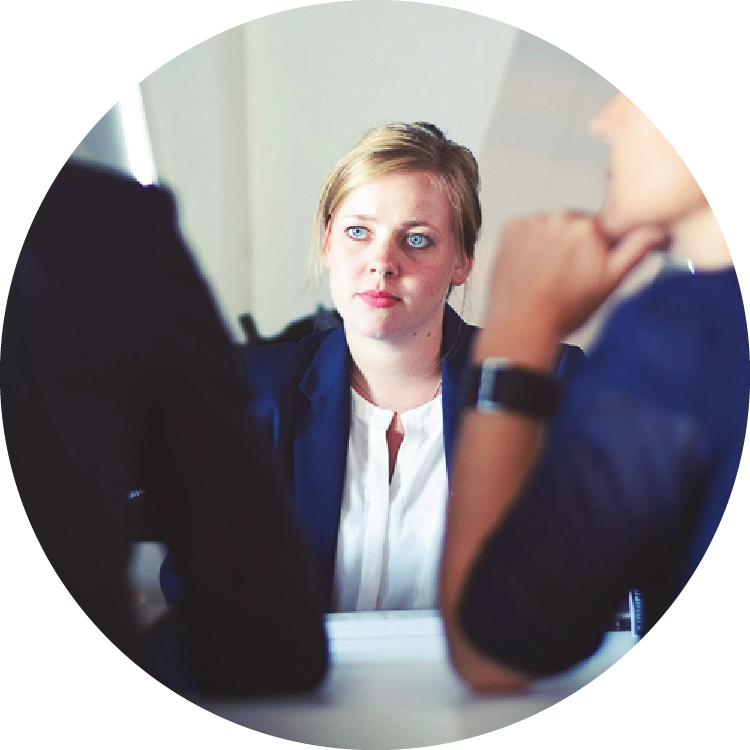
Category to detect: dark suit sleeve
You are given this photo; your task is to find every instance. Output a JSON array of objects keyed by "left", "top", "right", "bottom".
[{"left": 1, "top": 162, "right": 328, "bottom": 695}]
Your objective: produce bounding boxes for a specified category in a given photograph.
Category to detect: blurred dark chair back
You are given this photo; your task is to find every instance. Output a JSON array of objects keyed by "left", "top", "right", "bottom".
[{"left": 240, "top": 306, "right": 342, "bottom": 348}]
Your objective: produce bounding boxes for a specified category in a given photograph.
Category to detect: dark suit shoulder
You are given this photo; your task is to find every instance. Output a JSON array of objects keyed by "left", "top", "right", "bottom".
[
  {"left": 27, "top": 162, "right": 179, "bottom": 259},
  {"left": 54, "top": 161, "right": 174, "bottom": 210}
]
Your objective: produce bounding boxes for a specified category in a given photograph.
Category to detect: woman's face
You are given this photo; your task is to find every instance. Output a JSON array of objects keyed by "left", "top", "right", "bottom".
[
  {"left": 323, "top": 171, "right": 471, "bottom": 345},
  {"left": 590, "top": 94, "right": 707, "bottom": 239}
]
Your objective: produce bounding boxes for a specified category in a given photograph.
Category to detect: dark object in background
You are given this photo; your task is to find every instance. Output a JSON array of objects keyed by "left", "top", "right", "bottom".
[
  {"left": 240, "top": 306, "right": 342, "bottom": 348},
  {"left": 1, "top": 161, "right": 328, "bottom": 696}
]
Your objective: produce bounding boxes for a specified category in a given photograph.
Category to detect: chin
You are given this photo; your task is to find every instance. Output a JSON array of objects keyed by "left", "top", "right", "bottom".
[
  {"left": 598, "top": 205, "right": 652, "bottom": 243},
  {"left": 597, "top": 203, "right": 627, "bottom": 240},
  {"left": 346, "top": 316, "right": 399, "bottom": 341}
]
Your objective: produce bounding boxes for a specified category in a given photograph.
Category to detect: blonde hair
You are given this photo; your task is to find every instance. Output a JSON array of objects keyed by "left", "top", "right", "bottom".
[{"left": 309, "top": 122, "right": 481, "bottom": 281}]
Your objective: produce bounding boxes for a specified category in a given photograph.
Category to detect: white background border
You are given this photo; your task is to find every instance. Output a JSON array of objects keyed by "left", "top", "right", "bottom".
[{"left": 2, "top": 1, "right": 748, "bottom": 748}]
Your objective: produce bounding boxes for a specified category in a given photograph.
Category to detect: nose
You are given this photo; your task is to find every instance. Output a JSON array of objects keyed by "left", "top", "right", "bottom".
[{"left": 368, "top": 234, "right": 399, "bottom": 277}]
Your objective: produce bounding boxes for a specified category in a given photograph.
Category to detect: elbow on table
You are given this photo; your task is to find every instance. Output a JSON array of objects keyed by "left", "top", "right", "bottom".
[
  {"left": 450, "top": 653, "right": 532, "bottom": 694},
  {"left": 444, "top": 623, "right": 533, "bottom": 694}
]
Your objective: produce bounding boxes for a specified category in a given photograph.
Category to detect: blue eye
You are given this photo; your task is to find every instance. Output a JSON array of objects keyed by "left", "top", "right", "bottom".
[
  {"left": 346, "top": 226, "right": 367, "bottom": 240},
  {"left": 406, "top": 233, "right": 431, "bottom": 249}
]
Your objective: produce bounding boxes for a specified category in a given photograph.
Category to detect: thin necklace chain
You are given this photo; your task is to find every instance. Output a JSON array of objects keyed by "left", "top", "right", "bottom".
[{"left": 351, "top": 369, "right": 442, "bottom": 407}]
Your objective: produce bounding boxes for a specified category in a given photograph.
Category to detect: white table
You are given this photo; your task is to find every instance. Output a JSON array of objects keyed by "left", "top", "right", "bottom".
[{"left": 200, "top": 611, "right": 637, "bottom": 749}]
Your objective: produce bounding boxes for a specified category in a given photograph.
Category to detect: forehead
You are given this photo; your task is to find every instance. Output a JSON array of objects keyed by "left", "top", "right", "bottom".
[{"left": 335, "top": 171, "right": 452, "bottom": 226}]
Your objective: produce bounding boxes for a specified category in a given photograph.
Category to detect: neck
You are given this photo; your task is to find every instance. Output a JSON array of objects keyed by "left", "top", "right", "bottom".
[
  {"left": 670, "top": 205, "right": 733, "bottom": 270},
  {"left": 346, "top": 318, "right": 444, "bottom": 414}
]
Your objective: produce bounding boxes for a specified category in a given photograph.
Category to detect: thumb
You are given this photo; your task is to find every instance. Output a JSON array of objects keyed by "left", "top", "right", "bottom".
[{"left": 605, "top": 225, "right": 669, "bottom": 288}]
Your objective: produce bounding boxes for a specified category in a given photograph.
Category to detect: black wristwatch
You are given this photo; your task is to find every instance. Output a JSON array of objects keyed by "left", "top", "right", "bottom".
[{"left": 461, "top": 357, "right": 560, "bottom": 418}]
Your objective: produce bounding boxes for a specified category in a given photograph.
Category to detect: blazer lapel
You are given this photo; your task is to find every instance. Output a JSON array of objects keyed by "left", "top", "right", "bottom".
[
  {"left": 441, "top": 305, "right": 476, "bottom": 479},
  {"left": 293, "top": 325, "right": 350, "bottom": 608}
]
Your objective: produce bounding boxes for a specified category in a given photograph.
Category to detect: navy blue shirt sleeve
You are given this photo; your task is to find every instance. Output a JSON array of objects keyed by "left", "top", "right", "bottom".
[
  {"left": 458, "top": 270, "right": 748, "bottom": 676},
  {"left": 459, "top": 387, "right": 699, "bottom": 674}
]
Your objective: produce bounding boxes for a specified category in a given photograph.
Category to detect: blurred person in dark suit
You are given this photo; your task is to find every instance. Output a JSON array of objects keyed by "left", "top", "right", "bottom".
[
  {"left": 440, "top": 94, "right": 749, "bottom": 690},
  {"left": 1, "top": 162, "right": 328, "bottom": 696}
]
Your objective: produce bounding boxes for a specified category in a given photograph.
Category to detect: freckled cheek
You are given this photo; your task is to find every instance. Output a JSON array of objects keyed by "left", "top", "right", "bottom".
[
  {"left": 417, "top": 282, "right": 444, "bottom": 305},
  {"left": 424, "top": 272, "right": 450, "bottom": 298}
]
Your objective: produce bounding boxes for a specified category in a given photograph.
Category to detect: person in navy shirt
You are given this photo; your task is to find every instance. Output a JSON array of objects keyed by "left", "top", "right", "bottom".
[{"left": 440, "top": 94, "right": 749, "bottom": 689}]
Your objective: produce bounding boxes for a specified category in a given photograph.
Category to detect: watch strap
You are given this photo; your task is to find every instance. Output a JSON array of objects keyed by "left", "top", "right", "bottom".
[{"left": 461, "top": 357, "right": 559, "bottom": 418}]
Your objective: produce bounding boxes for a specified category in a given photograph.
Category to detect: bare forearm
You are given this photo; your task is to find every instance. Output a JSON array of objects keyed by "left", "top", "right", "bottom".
[
  {"left": 441, "top": 414, "right": 541, "bottom": 688},
  {"left": 442, "top": 411, "right": 542, "bottom": 611},
  {"left": 444, "top": 317, "right": 559, "bottom": 571},
  {"left": 440, "top": 326, "right": 558, "bottom": 688}
]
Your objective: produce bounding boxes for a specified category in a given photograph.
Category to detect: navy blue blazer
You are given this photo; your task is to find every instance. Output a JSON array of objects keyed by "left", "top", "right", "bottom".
[{"left": 241, "top": 305, "right": 585, "bottom": 608}]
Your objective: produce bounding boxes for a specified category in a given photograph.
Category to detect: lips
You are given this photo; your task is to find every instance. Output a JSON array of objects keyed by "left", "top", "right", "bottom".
[{"left": 358, "top": 290, "right": 400, "bottom": 308}]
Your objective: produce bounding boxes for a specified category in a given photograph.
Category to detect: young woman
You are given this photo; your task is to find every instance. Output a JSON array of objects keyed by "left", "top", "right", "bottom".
[
  {"left": 441, "top": 95, "right": 748, "bottom": 689},
  {"left": 243, "top": 122, "right": 582, "bottom": 612}
]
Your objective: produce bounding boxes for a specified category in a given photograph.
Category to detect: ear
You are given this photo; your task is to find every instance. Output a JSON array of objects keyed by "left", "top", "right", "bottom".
[
  {"left": 321, "top": 219, "right": 333, "bottom": 269},
  {"left": 450, "top": 254, "right": 473, "bottom": 287}
]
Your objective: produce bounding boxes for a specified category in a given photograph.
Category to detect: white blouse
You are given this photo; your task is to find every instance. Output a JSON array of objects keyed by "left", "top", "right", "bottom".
[{"left": 332, "top": 388, "right": 448, "bottom": 611}]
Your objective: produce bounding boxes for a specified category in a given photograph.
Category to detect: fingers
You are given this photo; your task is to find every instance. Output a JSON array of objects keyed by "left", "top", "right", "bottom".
[
  {"left": 605, "top": 225, "right": 669, "bottom": 288},
  {"left": 488, "top": 211, "right": 670, "bottom": 344}
]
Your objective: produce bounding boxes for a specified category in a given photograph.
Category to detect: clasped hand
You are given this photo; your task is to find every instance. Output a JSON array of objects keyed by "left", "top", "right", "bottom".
[{"left": 483, "top": 212, "right": 668, "bottom": 352}]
